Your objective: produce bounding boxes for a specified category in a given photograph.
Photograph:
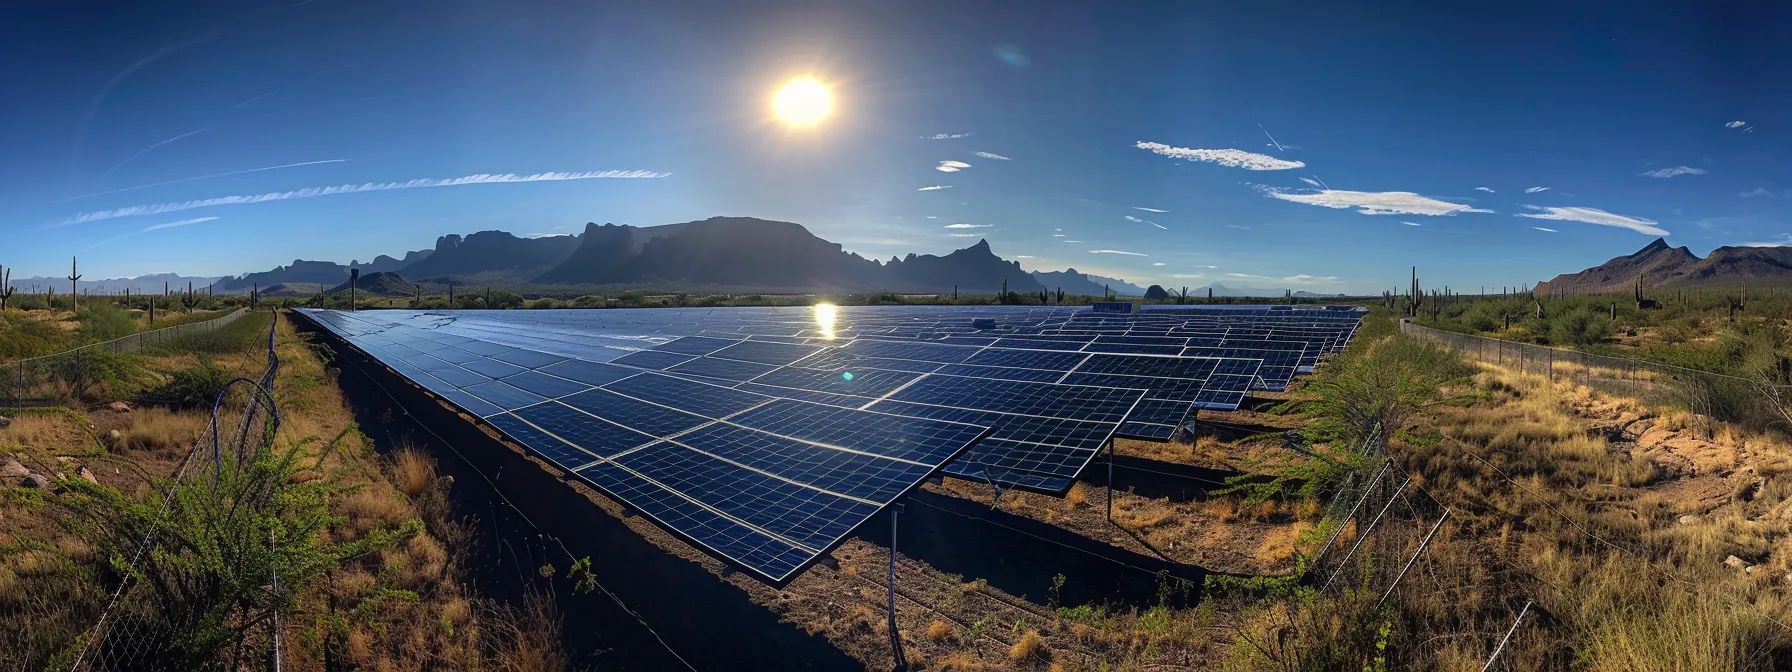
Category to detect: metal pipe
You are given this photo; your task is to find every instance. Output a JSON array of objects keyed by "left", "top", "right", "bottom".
[
  {"left": 1377, "top": 509, "right": 1450, "bottom": 608},
  {"left": 1481, "top": 601, "right": 1534, "bottom": 672}
]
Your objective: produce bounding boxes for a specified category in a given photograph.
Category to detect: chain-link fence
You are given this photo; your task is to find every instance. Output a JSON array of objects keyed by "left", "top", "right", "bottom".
[
  {"left": 65, "top": 311, "right": 284, "bottom": 672},
  {"left": 1, "top": 308, "right": 247, "bottom": 412},
  {"left": 1401, "top": 319, "right": 1784, "bottom": 432}
]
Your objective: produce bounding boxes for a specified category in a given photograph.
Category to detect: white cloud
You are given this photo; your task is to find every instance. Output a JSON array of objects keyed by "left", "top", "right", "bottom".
[
  {"left": 1200, "top": 265, "right": 1218, "bottom": 269},
  {"left": 1152, "top": 262, "right": 1166, "bottom": 266},
  {"left": 936, "top": 160, "right": 972, "bottom": 172},
  {"left": 1123, "top": 215, "right": 1142, "bottom": 222},
  {"left": 1123, "top": 215, "right": 1167, "bottom": 229},
  {"left": 1150, "top": 222, "right": 1167, "bottom": 230},
  {"left": 1170, "top": 273, "right": 1206, "bottom": 279},
  {"left": 1475, "top": 186, "right": 1495, "bottom": 193},
  {"left": 1062, "top": 239, "right": 1084, "bottom": 243},
  {"left": 1132, "top": 207, "right": 1168, "bottom": 213},
  {"left": 1226, "top": 272, "right": 1339, "bottom": 284},
  {"left": 926, "top": 133, "right": 970, "bottom": 139},
  {"left": 1517, "top": 205, "right": 1667, "bottom": 236},
  {"left": 142, "top": 216, "right": 219, "bottom": 232},
  {"left": 944, "top": 223, "right": 992, "bottom": 228},
  {"left": 58, "top": 169, "right": 668, "bottom": 224},
  {"left": 947, "top": 233, "right": 980, "bottom": 237},
  {"left": 1052, "top": 234, "right": 1065, "bottom": 237},
  {"left": 925, "top": 216, "right": 939, "bottom": 219},
  {"left": 1134, "top": 142, "right": 1305, "bottom": 170},
  {"left": 1299, "top": 177, "right": 1321, "bottom": 188},
  {"left": 1726, "top": 121, "right": 1747, "bottom": 128},
  {"left": 1400, "top": 221, "right": 1421, "bottom": 226},
  {"left": 1532, "top": 227, "right": 1557, "bottom": 233},
  {"left": 1016, "top": 255, "right": 1035, "bottom": 259},
  {"left": 1524, "top": 186, "right": 1551, "bottom": 193},
  {"left": 1743, "top": 234, "right": 1792, "bottom": 247},
  {"left": 1089, "top": 249, "right": 1147, "bottom": 256},
  {"left": 917, "top": 185, "right": 952, "bottom": 191},
  {"left": 1261, "top": 188, "right": 1492, "bottom": 216},
  {"left": 1741, "top": 188, "right": 1790, "bottom": 198},
  {"left": 1641, "top": 166, "right": 1707, "bottom": 178},
  {"left": 973, "top": 152, "right": 1011, "bottom": 160}
]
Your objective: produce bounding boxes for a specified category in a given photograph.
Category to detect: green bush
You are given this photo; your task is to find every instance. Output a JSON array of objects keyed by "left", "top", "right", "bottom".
[
  {"left": 142, "top": 357, "right": 234, "bottom": 409},
  {"left": 1547, "top": 307, "right": 1611, "bottom": 347},
  {"left": 75, "top": 302, "right": 138, "bottom": 343}
]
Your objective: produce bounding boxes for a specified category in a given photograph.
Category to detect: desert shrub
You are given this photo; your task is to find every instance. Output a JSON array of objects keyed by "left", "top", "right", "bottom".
[
  {"left": 142, "top": 357, "right": 233, "bottom": 409},
  {"left": 570, "top": 294, "right": 605, "bottom": 308},
  {"left": 1548, "top": 307, "right": 1611, "bottom": 347},
  {"left": 0, "top": 312, "right": 74, "bottom": 358},
  {"left": 75, "top": 302, "right": 137, "bottom": 343}
]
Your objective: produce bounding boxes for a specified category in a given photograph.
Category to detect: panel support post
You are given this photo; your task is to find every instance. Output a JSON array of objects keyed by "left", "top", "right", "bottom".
[
  {"left": 1106, "top": 437, "right": 1116, "bottom": 524},
  {"left": 887, "top": 504, "right": 907, "bottom": 671}
]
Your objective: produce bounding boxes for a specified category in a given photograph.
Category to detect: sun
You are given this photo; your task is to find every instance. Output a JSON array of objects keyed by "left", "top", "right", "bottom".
[{"left": 772, "top": 77, "right": 832, "bottom": 127}]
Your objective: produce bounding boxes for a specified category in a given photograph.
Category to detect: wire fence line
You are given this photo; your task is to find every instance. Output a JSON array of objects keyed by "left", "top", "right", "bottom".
[
  {"left": 66, "top": 312, "right": 284, "bottom": 672},
  {"left": 1400, "top": 319, "right": 1786, "bottom": 432},
  {"left": 3, "top": 308, "right": 248, "bottom": 413}
]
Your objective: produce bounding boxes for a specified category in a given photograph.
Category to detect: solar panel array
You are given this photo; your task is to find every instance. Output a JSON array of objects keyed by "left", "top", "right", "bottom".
[{"left": 298, "top": 304, "right": 1362, "bottom": 582}]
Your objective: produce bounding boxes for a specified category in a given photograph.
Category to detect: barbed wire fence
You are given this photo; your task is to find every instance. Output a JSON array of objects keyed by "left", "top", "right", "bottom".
[
  {"left": 1293, "top": 421, "right": 1546, "bottom": 670},
  {"left": 64, "top": 311, "right": 284, "bottom": 672},
  {"left": 2, "top": 308, "right": 248, "bottom": 414}
]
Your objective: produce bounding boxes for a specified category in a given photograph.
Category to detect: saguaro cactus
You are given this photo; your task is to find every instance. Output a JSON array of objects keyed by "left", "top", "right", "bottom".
[
  {"left": 0, "top": 265, "right": 13, "bottom": 312},
  {"left": 181, "top": 281, "right": 200, "bottom": 313},
  {"left": 67, "top": 257, "right": 81, "bottom": 312}
]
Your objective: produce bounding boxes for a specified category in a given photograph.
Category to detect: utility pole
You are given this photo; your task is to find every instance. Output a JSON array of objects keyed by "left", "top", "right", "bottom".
[
  {"left": 67, "top": 257, "right": 81, "bottom": 312},
  {"left": 350, "top": 268, "right": 359, "bottom": 312}
]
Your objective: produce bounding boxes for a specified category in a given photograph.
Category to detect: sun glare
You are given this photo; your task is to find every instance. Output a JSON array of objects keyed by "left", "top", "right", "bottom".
[
  {"left": 773, "top": 77, "right": 833, "bottom": 127},
  {"left": 813, "top": 302, "right": 838, "bottom": 339}
]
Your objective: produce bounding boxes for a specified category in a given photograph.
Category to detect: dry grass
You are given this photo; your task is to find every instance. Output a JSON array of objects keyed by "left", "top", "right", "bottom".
[
  {"left": 926, "top": 619, "right": 954, "bottom": 641},
  {"left": 1008, "top": 629, "right": 1047, "bottom": 662},
  {"left": 1063, "top": 481, "right": 1088, "bottom": 507},
  {"left": 113, "top": 407, "right": 208, "bottom": 456},
  {"left": 388, "top": 445, "right": 436, "bottom": 499}
]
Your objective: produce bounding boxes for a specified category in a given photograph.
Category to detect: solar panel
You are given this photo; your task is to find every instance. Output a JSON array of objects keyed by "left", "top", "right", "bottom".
[{"left": 296, "top": 303, "right": 1365, "bottom": 582}]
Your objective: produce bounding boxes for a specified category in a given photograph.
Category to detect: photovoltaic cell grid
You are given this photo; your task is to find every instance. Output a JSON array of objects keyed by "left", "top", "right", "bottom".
[
  {"left": 298, "top": 309, "right": 991, "bottom": 584},
  {"left": 297, "top": 305, "right": 1362, "bottom": 578}
]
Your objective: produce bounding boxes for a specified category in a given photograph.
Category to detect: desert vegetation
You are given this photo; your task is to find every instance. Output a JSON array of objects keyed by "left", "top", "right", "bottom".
[{"left": 0, "top": 312, "right": 569, "bottom": 670}]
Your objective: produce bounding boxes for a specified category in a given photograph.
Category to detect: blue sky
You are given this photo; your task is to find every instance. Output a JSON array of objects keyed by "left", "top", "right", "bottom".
[{"left": 3, "top": 0, "right": 1788, "bottom": 294}]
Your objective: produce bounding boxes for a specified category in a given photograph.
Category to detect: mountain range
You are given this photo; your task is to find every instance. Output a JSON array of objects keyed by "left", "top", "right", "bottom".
[
  {"left": 13, "top": 216, "right": 1267, "bottom": 297},
  {"left": 1535, "top": 238, "right": 1792, "bottom": 295}
]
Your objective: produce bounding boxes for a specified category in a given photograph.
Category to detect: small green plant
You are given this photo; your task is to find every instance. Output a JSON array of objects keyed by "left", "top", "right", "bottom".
[
  {"left": 569, "top": 556, "right": 598, "bottom": 595},
  {"left": 142, "top": 356, "right": 232, "bottom": 409},
  {"left": 1048, "top": 572, "right": 1066, "bottom": 609}
]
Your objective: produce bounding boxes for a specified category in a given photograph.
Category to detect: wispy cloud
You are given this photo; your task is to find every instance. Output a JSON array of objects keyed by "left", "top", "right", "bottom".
[
  {"left": 1016, "top": 255, "right": 1035, "bottom": 259},
  {"left": 1299, "top": 177, "right": 1321, "bottom": 187},
  {"left": 1226, "top": 272, "right": 1339, "bottom": 284},
  {"left": 1401, "top": 221, "right": 1421, "bottom": 226},
  {"left": 972, "top": 152, "right": 1011, "bottom": 160},
  {"left": 1052, "top": 234, "right": 1066, "bottom": 237},
  {"left": 1740, "top": 188, "right": 1790, "bottom": 198},
  {"left": 1258, "top": 124, "right": 1286, "bottom": 152},
  {"left": 1524, "top": 186, "right": 1551, "bottom": 193},
  {"left": 936, "top": 160, "right": 971, "bottom": 173},
  {"left": 1089, "top": 249, "right": 1146, "bottom": 256},
  {"left": 1517, "top": 205, "right": 1666, "bottom": 236},
  {"left": 86, "top": 216, "right": 222, "bottom": 250},
  {"left": 1132, "top": 206, "right": 1167, "bottom": 213},
  {"left": 1134, "top": 142, "right": 1305, "bottom": 170},
  {"left": 1124, "top": 215, "right": 1168, "bottom": 230},
  {"left": 1170, "top": 273, "right": 1206, "bottom": 279},
  {"left": 58, "top": 169, "right": 669, "bottom": 224},
  {"left": 925, "top": 133, "right": 970, "bottom": 140},
  {"left": 1152, "top": 262, "right": 1166, "bottom": 266},
  {"left": 947, "top": 233, "right": 980, "bottom": 237},
  {"left": 1260, "top": 187, "right": 1492, "bottom": 216},
  {"left": 1532, "top": 227, "right": 1558, "bottom": 233},
  {"left": 1062, "top": 239, "right": 1084, "bottom": 243},
  {"left": 96, "top": 128, "right": 211, "bottom": 181},
  {"left": 944, "top": 223, "right": 992, "bottom": 228},
  {"left": 1743, "top": 234, "right": 1792, "bottom": 247},
  {"left": 916, "top": 185, "right": 953, "bottom": 191},
  {"left": 1641, "top": 166, "right": 1707, "bottom": 178},
  {"left": 1726, "top": 121, "right": 1747, "bottom": 128},
  {"left": 143, "top": 216, "right": 219, "bottom": 232},
  {"left": 47, "top": 159, "right": 351, "bottom": 205},
  {"left": 1475, "top": 186, "right": 1495, "bottom": 193}
]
